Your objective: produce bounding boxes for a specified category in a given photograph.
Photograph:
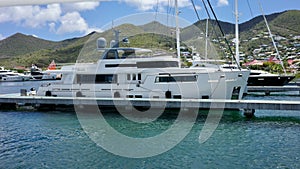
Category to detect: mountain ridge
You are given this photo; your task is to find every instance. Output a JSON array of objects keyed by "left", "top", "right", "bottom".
[{"left": 0, "top": 10, "right": 299, "bottom": 68}]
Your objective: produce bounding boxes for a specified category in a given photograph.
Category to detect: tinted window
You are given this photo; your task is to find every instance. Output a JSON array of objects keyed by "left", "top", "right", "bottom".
[
  {"left": 155, "top": 75, "right": 197, "bottom": 83},
  {"left": 76, "top": 74, "right": 118, "bottom": 84}
]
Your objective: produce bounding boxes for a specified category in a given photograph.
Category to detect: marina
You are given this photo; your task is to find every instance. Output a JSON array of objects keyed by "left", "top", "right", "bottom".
[
  {"left": 0, "top": 81, "right": 299, "bottom": 168},
  {"left": 0, "top": 93, "right": 299, "bottom": 116},
  {"left": 0, "top": 0, "right": 299, "bottom": 168}
]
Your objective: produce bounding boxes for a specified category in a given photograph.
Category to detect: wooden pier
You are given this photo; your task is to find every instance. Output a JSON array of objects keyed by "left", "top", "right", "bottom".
[{"left": 0, "top": 94, "right": 299, "bottom": 117}]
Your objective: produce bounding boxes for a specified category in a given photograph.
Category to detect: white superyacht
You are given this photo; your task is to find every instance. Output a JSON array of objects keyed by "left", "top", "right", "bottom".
[
  {"left": 36, "top": 0, "right": 250, "bottom": 100},
  {"left": 37, "top": 37, "right": 249, "bottom": 100}
]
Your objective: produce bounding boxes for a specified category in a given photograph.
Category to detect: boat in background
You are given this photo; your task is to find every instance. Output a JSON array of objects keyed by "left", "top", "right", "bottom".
[
  {"left": 218, "top": 64, "right": 295, "bottom": 86},
  {"left": 0, "top": 67, "right": 31, "bottom": 82},
  {"left": 193, "top": 0, "right": 296, "bottom": 87},
  {"left": 246, "top": 1, "right": 295, "bottom": 86},
  {"left": 247, "top": 70, "right": 295, "bottom": 86},
  {"left": 30, "top": 61, "right": 59, "bottom": 80}
]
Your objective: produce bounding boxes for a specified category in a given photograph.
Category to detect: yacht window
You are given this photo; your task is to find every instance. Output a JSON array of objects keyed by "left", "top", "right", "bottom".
[
  {"left": 105, "top": 64, "right": 137, "bottom": 68},
  {"left": 76, "top": 74, "right": 95, "bottom": 84},
  {"left": 138, "top": 73, "right": 141, "bottom": 81},
  {"left": 137, "top": 61, "right": 178, "bottom": 68},
  {"left": 132, "top": 74, "right": 136, "bottom": 81},
  {"left": 105, "top": 50, "right": 117, "bottom": 59},
  {"left": 76, "top": 74, "right": 118, "bottom": 84},
  {"left": 155, "top": 75, "right": 198, "bottom": 83},
  {"left": 95, "top": 74, "right": 118, "bottom": 83},
  {"left": 250, "top": 72, "right": 260, "bottom": 75}
]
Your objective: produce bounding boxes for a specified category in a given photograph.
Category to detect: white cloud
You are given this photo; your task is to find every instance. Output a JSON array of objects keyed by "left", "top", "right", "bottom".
[
  {"left": 0, "top": 6, "right": 33, "bottom": 24},
  {"left": 25, "top": 4, "right": 62, "bottom": 28},
  {"left": 0, "top": 4, "right": 61, "bottom": 28},
  {"left": 49, "top": 22, "right": 56, "bottom": 33},
  {"left": 120, "top": 0, "right": 191, "bottom": 11},
  {"left": 177, "top": 0, "right": 192, "bottom": 8},
  {"left": 121, "top": 0, "right": 156, "bottom": 11},
  {"left": 0, "top": 0, "right": 199, "bottom": 37},
  {"left": 0, "top": 0, "right": 100, "bottom": 7},
  {"left": 193, "top": 5, "right": 201, "bottom": 11},
  {"left": 56, "top": 12, "right": 88, "bottom": 34},
  {"left": 86, "top": 27, "right": 103, "bottom": 34},
  {"left": 0, "top": 2, "right": 101, "bottom": 35},
  {"left": 217, "top": 0, "right": 229, "bottom": 7},
  {"left": 61, "top": 1, "right": 100, "bottom": 12}
]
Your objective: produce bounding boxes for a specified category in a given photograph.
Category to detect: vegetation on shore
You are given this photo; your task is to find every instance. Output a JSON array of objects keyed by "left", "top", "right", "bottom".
[{"left": 0, "top": 10, "right": 299, "bottom": 72}]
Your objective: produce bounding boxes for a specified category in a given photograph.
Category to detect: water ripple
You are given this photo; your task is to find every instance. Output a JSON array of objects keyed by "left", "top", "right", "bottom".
[{"left": 0, "top": 110, "right": 299, "bottom": 168}]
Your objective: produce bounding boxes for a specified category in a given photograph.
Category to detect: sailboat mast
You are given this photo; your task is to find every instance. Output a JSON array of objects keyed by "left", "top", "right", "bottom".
[
  {"left": 205, "top": 18, "right": 209, "bottom": 61},
  {"left": 235, "top": 0, "right": 240, "bottom": 67},
  {"left": 175, "top": 0, "right": 181, "bottom": 67},
  {"left": 258, "top": 1, "right": 286, "bottom": 75}
]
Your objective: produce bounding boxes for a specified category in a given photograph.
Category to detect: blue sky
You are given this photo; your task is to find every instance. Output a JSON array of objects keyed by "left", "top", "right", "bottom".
[{"left": 0, "top": 0, "right": 299, "bottom": 41}]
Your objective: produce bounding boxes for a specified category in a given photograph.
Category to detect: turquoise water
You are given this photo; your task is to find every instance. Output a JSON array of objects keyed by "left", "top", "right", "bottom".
[
  {"left": 0, "top": 110, "right": 299, "bottom": 168},
  {"left": 0, "top": 81, "right": 300, "bottom": 168}
]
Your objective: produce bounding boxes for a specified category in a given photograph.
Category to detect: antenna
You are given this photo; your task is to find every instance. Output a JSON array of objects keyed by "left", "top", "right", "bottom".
[
  {"left": 111, "top": 20, "right": 120, "bottom": 48},
  {"left": 175, "top": 0, "right": 181, "bottom": 68}
]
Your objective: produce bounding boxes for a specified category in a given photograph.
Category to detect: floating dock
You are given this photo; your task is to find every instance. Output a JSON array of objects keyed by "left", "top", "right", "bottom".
[
  {"left": 247, "top": 86, "right": 300, "bottom": 95},
  {"left": 0, "top": 94, "right": 299, "bottom": 117}
]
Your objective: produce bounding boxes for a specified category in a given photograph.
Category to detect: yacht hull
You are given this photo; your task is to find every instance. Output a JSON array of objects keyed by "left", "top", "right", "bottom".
[{"left": 247, "top": 75, "right": 295, "bottom": 86}]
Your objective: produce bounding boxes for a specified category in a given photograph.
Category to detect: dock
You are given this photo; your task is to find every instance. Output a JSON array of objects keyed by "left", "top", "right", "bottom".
[
  {"left": 247, "top": 86, "right": 300, "bottom": 95},
  {"left": 0, "top": 94, "right": 299, "bottom": 117}
]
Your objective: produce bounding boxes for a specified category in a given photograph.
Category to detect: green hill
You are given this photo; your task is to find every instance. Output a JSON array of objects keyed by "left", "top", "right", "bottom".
[
  {"left": 183, "top": 10, "right": 300, "bottom": 59},
  {"left": 0, "top": 33, "right": 57, "bottom": 59},
  {"left": 0, "top": 10, "right": 299, "bottom": 69},
  {"left": 0, "top": 32, "right": 94, "bottom": 68}
]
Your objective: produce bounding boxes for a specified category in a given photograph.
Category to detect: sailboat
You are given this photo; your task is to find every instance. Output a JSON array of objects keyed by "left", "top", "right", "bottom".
[
  {"left": 236, "top": 0, "right": 295, "bottom": 86},
  {"left": 36, "top": 0, "right": 250, "bottom": 100},
  {"left": 196, "top": 0, "right": 295, "bottom": 87}
]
